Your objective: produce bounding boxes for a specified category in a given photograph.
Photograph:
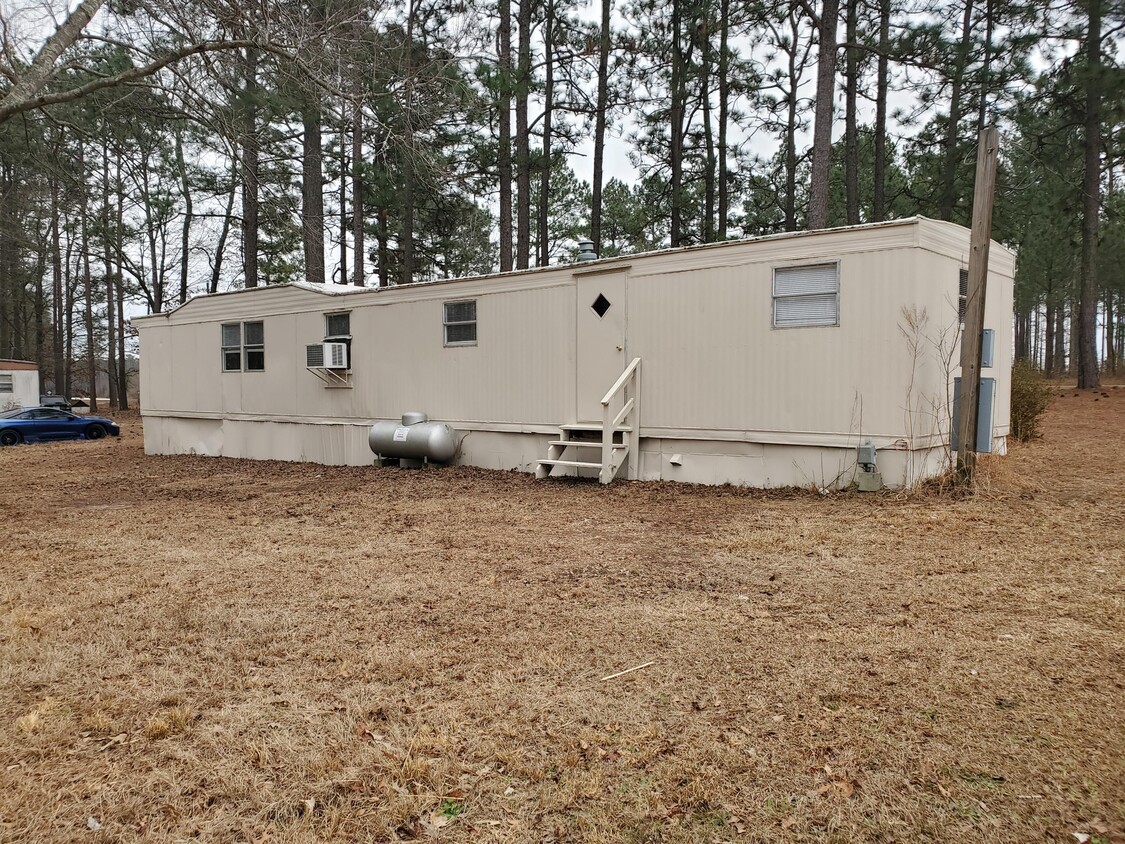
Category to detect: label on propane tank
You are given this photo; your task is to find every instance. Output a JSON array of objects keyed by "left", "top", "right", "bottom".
[{"left": 392, "top": 426, "right": 410, "bottom": 442}]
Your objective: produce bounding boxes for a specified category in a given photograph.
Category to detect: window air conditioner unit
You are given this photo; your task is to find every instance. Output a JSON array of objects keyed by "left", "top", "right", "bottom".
[{"left": 306, "top": 342, "right": 348, "bottom": 370}]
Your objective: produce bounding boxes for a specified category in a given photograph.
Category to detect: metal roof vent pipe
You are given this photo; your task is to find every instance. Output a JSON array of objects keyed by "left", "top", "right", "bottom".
[{"left": 576, "top": 240, "right": 598, "bottom": 262}]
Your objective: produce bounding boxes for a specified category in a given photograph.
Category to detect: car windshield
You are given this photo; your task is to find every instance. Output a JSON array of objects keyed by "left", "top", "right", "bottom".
[{"left": 0, "top": 409, "right": 24, "bottom": 419}]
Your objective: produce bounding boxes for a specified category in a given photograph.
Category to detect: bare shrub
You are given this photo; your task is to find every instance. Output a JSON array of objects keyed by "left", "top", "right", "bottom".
[{"left": 1010, "top": 361, "right": 1051, "bottom": 442}]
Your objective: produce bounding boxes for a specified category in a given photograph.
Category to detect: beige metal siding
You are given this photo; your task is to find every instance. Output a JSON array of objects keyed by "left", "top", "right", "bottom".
[
  {"left": 628, "top": 245, "right": 952, "bottom": 439},
  {"left": 140, "top": 280, "right": 577, "bottom": 427},
  {"left": 136, "top": 218, "right": 1016, "bottom": 464},
  {"left": 0, "top": 368, "right": 40, "bottom": 409}
]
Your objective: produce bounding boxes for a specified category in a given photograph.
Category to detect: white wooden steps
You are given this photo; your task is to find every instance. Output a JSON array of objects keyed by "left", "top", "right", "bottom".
[
  {"left": 535, "top": 358, "right": 642, "bottom": 485},
  {"left": 535, "top": 425, "right": 631, "bottom": 481}
]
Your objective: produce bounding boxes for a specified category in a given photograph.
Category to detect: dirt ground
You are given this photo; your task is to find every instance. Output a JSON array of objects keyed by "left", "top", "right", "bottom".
[{"left": 1, "top": 390, "right": 1122, "bottom": 844}]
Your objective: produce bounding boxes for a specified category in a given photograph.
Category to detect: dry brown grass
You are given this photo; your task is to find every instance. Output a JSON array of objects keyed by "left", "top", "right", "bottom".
[{"left": 1, "top": 393, "right": 1123, "bottom": 843}]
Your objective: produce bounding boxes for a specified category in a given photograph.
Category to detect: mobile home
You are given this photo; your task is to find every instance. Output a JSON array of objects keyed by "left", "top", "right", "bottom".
[
  {"left": 134, "top": 217, "right": 1014, "bottom": 488},
  {"left": 0, "top": 360, "right": 40, "bottom": 410}
]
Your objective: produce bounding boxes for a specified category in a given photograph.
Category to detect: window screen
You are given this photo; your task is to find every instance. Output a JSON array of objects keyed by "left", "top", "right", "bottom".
[
  {"left": 243, "top": 321, "right": 265, "bottom": 371},
  {"left": 221, "top": 323, "right": 241, "bottom": 371},
  {"left": 0, "top": 374, "right": 12, "bottom": 392},
  {"left": 773, "top": 264, "right": 839, "bottom": 328},
  {"left": 443, "top": 300, "right": 477, "bottom": 346},
  {"left": 326, "top": 313, "right": 350, "bottom": 338},
  {"left": 222, "top": 321, "right": 264, "bottom": 371}
]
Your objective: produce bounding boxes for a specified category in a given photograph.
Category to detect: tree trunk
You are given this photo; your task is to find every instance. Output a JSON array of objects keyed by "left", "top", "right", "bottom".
[
  {"left": 807, "top": 0, "right": 841, "bottom": 230},
  {"left": 670, "top": 0, "right": 686, "bottom": 246},
  {"left": 1014, "top": 308, "right": 1029, "bottom": 362},
  {"left": 1055, "top": 306, "right": 1065, "bottom": 373},
  {"left": 102, "top": 141, "right": 117, "bottom": 409},
  {"left": 538, "top": 0, "right": 554, "bottom": 266},
  {"left": 1105, "top": 291, "right": 1114, "bottom": 374},
  {"left": 141, "top": 153, "right": 164, "bottom": 312},
  {"left": 784, "top": 13, "right": 800, "bottom": 231},
  {"left": 63, "top": 213, "right": 73, "bottom": 398},
  {"left": 498, "top": 0, "right": 513, "bottom": 271},
  {"left": 1044, "top": 301, "right": 1056, "bottom": 374},
  {"left": 1077, "top": 0, "right": 1101, "bottom": 388},
  {"left": 1116, "top": 294, "right": 1122, "bottom": 373},
  {"left": 210, "top": 163, "right": 237, "bottom": 294},
  {"left": 0, "top": 0, "right": 106, "bottom": 121},
  {"left": 401, "top": 0, "right": 417, "bottom": 284},
  {"left": 717, "top": 0, "right": 729, "bottom": 238},
  {"left": 34, "top": 239, "right": 45, "bottom": 389},
  {"left": 590, "top": 0, "right": 612, "bottom": 252},
  {"left": 302, "top": 102, "right": 326, "bottom": 285},
  {"left": 514, "top": 0, "right": 532, "bottom": 269},
  {"left": 1032, "top": 305, "right": 1040, "bottom": 368},
  {"left": 873, "top": 0, "right": 890, "bottom": 221},
  {"left": 0, "top": 165, "right": 10, "bottom": 359},
  {"left": 700, "top": 9, "right": 716, "bottom": 243},
  {"left": 844, "top": 0, "right": 859, "bottom": 225},
  {"left": 115, "top": 150, "right": 128, "bottom": 408},
  {"left": 352, "top": 100, "right": 365, "bottom": 286},
  {"left": 240, "top": 47, "right": 260, "bottom": 288},
  {"left": 338, "top": 112, "right": 348, "bottom": 285},
  {"left": 401, "top": 169, "right": 414, "bottom": 284},
  {"left": 80, "top": 146, "right": 97, "bottom": 412},
  {"left": 377, "top": 207, "right": 389, "bottom": 287},
  {"left": 175, "top": 127, "right": 193, "bottom": 303},
  {"left": 51, "top": 178, "right": 64, "bottom": 393},
  {"left": 938, "top": 0, "right": 974, "bottom": 222},
  {"left": 1111, "top": 294, "right": 1120, "bottom": 373},
  {"left": 1068, "top": 300, "right": 1079, "bottom": 377}
]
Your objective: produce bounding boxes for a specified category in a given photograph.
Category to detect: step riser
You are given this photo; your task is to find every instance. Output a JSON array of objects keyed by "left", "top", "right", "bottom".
[
  {"left": 538, "top": 459, "right": 602, "bottom": 469},
  {"left": 538, "top": 424, "right": 633, "bottom": 483},
  {"left": 551, "top": 443, "right": 630, "bottom": 450}
]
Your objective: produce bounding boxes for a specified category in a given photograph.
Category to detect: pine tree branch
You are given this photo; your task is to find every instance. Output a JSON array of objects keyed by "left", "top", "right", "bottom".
[
  {"left": 0, "top": 39, "right": 302, "bottom": 124},
  {"left": 0, "top": 0, "right": 107, "bottom": 114}
]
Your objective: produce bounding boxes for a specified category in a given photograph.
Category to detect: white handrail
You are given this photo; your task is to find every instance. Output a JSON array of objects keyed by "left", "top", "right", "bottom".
[
  {"left": 600, "top": 358, "right": 641, "bottom": 483},
  {"left": 600, "top": 357, "right": 641, "bottom": 406}
]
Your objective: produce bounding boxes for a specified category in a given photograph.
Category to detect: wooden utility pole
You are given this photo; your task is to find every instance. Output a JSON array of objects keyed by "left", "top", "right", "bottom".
[{"left": 956, "top": 126, "right": 999, "bottom": 483}]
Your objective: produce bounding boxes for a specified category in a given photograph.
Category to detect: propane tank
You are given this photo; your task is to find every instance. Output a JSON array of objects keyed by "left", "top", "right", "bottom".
[{"left": 368, "top": 412, "right": 457, "bottom": 463}]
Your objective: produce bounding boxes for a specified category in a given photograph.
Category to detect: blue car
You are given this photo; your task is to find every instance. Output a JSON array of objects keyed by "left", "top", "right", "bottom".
[{"left": 0, "top": 407, "right": 120, "bottom": 446}]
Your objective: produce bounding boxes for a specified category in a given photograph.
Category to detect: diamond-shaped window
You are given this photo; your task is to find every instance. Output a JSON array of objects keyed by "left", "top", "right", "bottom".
[{"left": 591, "top": 294, "right": 611, "bottom": 318}]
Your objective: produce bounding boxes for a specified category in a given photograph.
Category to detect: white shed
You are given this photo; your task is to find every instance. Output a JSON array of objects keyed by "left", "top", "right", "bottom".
[
  {"left": 0, "top": 360, "right": 40, "bottom": 411},
  {"left": 134, "top": 217, "right": 1015, "bottom": 489}
]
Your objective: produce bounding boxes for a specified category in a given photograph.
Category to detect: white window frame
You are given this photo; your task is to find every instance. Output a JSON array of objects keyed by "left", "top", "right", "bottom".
[
  {"left": 221, "top": 323, "right": 242, "bottom": 372},
  {"left": 772, "top": 261, "right": 840, "bottom": 329},
  {"left": 0, "top": 374, "right": 12, "bottom": 392},
  {"left": 443, "top": 299, "right": 477, "bottom": 347},
  {"left": 323, "top": 311, "right": 353, "bottom": 368},
  {"left": 325, "top": 311, "right": 351, "bottom": 341},
  {"left": 221, "top": 321, "right": 265, "bottom": 372},
  {"left": 243, "top": 321, "right": 265, "bottom": 371}
]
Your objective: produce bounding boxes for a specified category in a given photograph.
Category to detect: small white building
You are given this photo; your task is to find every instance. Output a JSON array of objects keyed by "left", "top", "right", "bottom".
[
  {"left": 134, "top": 217, "right": 1015, "bottom": 488},
  {"left": 0, "top": 360, "right": 40, "bottom": 410}
]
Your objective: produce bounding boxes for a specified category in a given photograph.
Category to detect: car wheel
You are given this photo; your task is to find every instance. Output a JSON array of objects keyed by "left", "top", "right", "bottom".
[
  {"left": 85, "top": 423, "right": 107, "bottom": 441},
  {"left": 0, "top": 429, "right": 20, "bottom": 447}
]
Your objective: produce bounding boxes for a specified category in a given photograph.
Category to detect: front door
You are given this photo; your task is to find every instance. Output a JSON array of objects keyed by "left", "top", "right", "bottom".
[{"left": 576, "top": 269, "right": 627, "bottom": 421}]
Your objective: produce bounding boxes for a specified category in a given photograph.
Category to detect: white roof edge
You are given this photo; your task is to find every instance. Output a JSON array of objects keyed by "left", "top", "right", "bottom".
[
  {"left": 131, "top": 281, "right": 368, "bottom": 322},
  {"left": 137, "top": 216, "right": 1007, "bottom": 321}
]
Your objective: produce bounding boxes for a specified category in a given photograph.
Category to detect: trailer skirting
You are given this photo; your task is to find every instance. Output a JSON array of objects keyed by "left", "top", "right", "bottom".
[{"left": 141, "top": 414, "right": 1005, "bottom": 489}]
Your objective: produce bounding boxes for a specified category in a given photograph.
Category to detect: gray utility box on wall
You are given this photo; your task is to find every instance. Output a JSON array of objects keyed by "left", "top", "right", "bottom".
[
  {"left": 981, "top": 329, "right": 995, "bottom": 368},
  {"left": 951, "top": 377, "right": 996, "bottom": 453}
]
